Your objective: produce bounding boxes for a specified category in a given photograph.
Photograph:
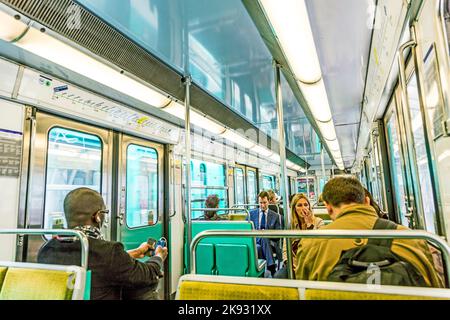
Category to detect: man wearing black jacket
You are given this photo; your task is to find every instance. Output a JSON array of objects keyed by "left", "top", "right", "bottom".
[{"left": 38, "top": 187, "right": 168, "bottom": 300}]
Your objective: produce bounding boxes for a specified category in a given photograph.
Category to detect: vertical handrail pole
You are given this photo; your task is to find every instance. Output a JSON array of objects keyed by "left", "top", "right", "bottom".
[
  {"left": 274, "top": 61, "right": 293, "bottom": 279},
  {"left": 184, "top": 75, "right": 193, "bottom": 271}
]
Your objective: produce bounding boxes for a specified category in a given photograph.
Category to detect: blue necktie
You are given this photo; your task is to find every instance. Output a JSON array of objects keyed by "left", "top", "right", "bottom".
[{"left": 260, "top": 211, "right": 266, "bottom": 230}]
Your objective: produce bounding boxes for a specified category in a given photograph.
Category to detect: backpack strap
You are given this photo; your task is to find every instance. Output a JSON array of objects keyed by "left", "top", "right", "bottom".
[{"left": 368, "top": 218, "right": 398, "bottom": 248}]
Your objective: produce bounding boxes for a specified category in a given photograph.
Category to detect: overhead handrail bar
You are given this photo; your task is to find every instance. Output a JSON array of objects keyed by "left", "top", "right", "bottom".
[
  {"left": 0, "top": 228, "right": 89, "bottom": 269},
  {"left": 190, "top": 229, "right": 450, "bottom": 283}
]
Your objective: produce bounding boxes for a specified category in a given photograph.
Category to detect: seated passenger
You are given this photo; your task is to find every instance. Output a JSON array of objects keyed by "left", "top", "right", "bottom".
[
  {"left": 295, "top": 177, "right": 443, "bottom": 288},
  {"left": 364, "top": 187, "right": 389, "bottom": 219},
  {"left": 249, "top": 191, "right": 282, "bottom": 277},
  {"left": 202, "top": 194, "right": 227, "bottom": 220},
  {"left": 275, "top": 193, "right": 324, "bottom": 278},
  {"left": 38, "top": 187, "right": 168, "bottom": 300}
]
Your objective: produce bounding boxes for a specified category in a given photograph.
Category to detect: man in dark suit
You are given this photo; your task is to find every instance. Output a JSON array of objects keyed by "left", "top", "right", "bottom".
[
  {"left": 38, "top": 187, "right": 168, "bottom": 300},
  {"left": 249, "top": 191, "right": 282, "bottom": 276}
]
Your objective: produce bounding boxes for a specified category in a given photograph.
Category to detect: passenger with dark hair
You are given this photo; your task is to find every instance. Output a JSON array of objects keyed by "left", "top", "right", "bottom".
[
  {"left": 364, "top": 187, "right": 388, "bottom": 219},
  {"left": 249, "top": 191, "right": 282, "bottom": 277},
  {"left": 38, "top": 187, "right": 168, "bottom": 300},
  {"left": 295, "top": 177, "right": 443, "bottom": 287},
  {"left": 202, "top": 194, "right": 226, "bottom": 220}
]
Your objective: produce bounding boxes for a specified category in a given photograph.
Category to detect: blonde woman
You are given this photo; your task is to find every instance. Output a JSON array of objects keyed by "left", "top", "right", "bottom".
[{"left": 275, "top": 193, "right": 324, "bottom": 278}]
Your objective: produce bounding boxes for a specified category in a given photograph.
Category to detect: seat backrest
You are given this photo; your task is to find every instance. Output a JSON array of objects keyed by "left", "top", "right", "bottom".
[
  {"left": 196, "top": 243, "right": 215, "bottom": 275},
  {"left": 176, "top": 274, "right": 450, "bottom": 300},
  {"left": 215, "top": 244, "right": 249, "bottom": 276},
  {"left": 189, "top": 221, "right": 262, "bottom": 277},
  {"left": 0, "top": 261, "right": 86, "bottom": 300}
]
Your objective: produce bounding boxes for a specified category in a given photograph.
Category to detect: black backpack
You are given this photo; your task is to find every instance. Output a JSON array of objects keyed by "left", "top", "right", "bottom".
[{"left": 327, "top": 218, "right": 428, "bottom": 287}]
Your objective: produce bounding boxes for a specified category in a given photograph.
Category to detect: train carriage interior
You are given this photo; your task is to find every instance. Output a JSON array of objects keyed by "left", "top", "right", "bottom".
[{"left": 1, "top": 0, "right": 450, "bottom": 301}]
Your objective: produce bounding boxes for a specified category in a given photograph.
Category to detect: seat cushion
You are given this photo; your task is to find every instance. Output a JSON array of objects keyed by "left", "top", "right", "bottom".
[
  {"left": 0, "top": 267, "right": 75, "bottom": 300},
  {"left": 179, "top": 281, "right": 299, "bottom": 300},
  {"left": 305, "top": 289, "right": 447, "bottom": 300}
]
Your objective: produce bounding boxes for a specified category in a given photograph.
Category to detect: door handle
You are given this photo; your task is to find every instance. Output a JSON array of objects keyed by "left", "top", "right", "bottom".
[{"left": 116, "top": 212, "right": 124, "bottom": 225}]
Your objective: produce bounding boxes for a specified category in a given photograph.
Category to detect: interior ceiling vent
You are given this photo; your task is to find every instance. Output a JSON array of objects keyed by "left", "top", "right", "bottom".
[{"left": 1, "top": 0, "right": 184, "bottom": 100}]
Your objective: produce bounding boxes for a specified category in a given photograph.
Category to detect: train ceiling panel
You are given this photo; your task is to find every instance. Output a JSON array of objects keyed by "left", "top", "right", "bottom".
[
  {"left": 355, "top": 0, "right": 409, "bottom": 168},
  {"left": 305, "top": 0, "right": 374, "bottom": 168},
  {"left": 0, "top": 57, "right": 19, "bottom": 98}
]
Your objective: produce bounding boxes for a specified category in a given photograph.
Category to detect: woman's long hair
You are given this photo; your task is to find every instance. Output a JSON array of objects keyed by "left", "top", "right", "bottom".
[{"left": 290, "top": 193, "right": 311, "bottom": 230}]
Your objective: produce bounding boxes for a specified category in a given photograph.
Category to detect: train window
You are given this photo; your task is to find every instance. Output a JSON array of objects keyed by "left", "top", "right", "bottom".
[
  {"left": 191, "top": 159, "right": 227, "bottom": 219},
  {"left": 262, "top": 174, "right": 275, "bottom": 191},
  {"left": 247, "top": 170, "right": 258, "bottom": 204},
  {"left": 126, "top": 144, "right": 158, "bottom": 228},
  {"left": 44, "top": 127, "right": 102, "bottom": 229},
  {"left": 234, "top": 167, "right": 246, "bottom": 205},
  {"left": 297, "top": 177, "right": 316, "bottom": 200},
  {"left": 386, "top": 112, "right": 409, "bottom": 226},
  {"left": 407, "top": 73, "right": 437, "bottom": 233}
]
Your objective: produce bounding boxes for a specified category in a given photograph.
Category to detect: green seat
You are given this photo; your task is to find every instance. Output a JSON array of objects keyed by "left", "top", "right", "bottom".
[
  {"left": 196, "top": 243, "right": 215, "bottom": 275},
  {"left": 0, "top": 267, "right": 75, "bottom": 300},
  {"left": 188, "top": 221, "right": 265, "bottom": 277},
  {"left": 215, "top": 244, "right": 249, "bottom": 276}
]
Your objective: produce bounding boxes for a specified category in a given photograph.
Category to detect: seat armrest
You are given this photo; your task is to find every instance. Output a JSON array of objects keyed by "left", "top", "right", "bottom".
[{"left": 257, "top": 259, "right": 267, "bottom": 272}]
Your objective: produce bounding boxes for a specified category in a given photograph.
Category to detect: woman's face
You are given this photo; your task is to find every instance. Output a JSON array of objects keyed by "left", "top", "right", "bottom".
[{"left": 295, "top": 198, "right": 309, "bottom": 217}]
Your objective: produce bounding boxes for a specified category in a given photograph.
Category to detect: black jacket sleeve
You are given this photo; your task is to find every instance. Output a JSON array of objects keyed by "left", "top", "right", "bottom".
[{"left": 106, "top": 242, "right": 163, "bottom": 288}]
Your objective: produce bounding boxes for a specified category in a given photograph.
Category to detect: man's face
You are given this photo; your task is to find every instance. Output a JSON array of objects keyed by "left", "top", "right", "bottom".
[{"left": 259, "top": 196, "right": 269, "bottom": 211}]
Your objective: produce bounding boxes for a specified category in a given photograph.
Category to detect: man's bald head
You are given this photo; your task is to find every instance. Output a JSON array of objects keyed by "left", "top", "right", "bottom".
[{"left": 64, "top": 188, "right": 105, "bottom": 228}]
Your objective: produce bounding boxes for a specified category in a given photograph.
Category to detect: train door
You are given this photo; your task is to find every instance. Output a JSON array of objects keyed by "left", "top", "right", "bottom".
[
  {"left": 19, "top": 110, "right": 112, "bottom": 262},
  {"left": 384, "top": 93, "right": 416, "bottom": 227},
  {"left": 116, "top": 134, "right": 164, "bottom": 250},
  {"left": 246, "top": 166, "right": 258, "bottom": 204},
  {"left": 233, "top": 165, "right": 246, "bottom": 205}
]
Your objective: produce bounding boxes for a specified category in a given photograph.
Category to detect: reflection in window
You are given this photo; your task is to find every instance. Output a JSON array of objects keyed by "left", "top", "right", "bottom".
[
  {"left": 262, "top": 174, "right": 275, "bottom": 191},
  {"left": 234, "top": 168, "right": 246, "bottom": 205},
  {"left": 190, "top": 159, "right": 227, "bottom": 219},
  {"left": 126, "top": 144, "right": 158, "bottom": 228},
  {"left": 247, "top": 170, "right": 257, "bottom": 204},
  {"left": 44, "top": 127, "right": 102, "bottom": 229},
  {"left": 407, "top": 74, "right": 437, "bottom": 233},
  {"left": 387, "top": 114, "right": 408, "bottom": 226}
]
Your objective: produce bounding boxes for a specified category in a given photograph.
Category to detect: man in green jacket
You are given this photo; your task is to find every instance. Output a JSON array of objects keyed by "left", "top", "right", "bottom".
[{"left": 295, "top": 176, "right": 443, "bottom": 288}]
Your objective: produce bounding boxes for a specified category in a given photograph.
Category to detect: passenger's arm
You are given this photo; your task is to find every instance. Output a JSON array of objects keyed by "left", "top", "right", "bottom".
[{"left": 107, "top": 242, "right": 165, "bottom": 288}]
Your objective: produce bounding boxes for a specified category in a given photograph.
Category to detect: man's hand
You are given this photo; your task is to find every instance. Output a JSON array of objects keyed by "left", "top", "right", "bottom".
[
  {"left": 127, "top": 242, "right": 152, "bottom": 259},
  {"left": 155, "top": 246, "right": 168, "bottom": 261}
]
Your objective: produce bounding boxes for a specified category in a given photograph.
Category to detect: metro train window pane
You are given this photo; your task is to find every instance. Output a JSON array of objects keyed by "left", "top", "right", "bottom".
[
  {"left": 234, "top": 168, "right": 246, "bottom": 205},
  {"left": 44, "top": 127, "right": 102, "bottom": 229},
  {"left": 407, "top": 74, "right": 437, "bottom": 233},
  {"left": 262, "top": 174, "right": 275, "bottom": 191},
  {"left": 190, "top": 159, "right": 227, "bottom": 219},
  {"left": 126, "top": 144, "right": 158, "bottom": 228},
  {"left": 247, "top": 170, "right": 257, "bottom": 204},
  {"left": 386, "top": 114, "right": 408, "bottom": 226}
]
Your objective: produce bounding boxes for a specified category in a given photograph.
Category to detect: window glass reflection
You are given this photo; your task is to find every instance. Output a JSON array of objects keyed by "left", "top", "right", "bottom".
[
  {"left": 234, "top": 168, "right": 246, "bottom": 205},
  {"left": 126, "top": 144, "right": 158, "bottom": 228},
  {"left": 407, "top": 74, "right": 437, "bottom": 233},
  {"left": 45, "top": 127, "right": 102, "bottom": 229},
  {"left": 247, "top": 170, "right": 257, "bottom": 204}
]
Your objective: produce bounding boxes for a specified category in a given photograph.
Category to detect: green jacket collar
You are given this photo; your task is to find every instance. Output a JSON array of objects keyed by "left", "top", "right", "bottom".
[{"left": 335, "top": 204, "right": 378, "bottom": 220}]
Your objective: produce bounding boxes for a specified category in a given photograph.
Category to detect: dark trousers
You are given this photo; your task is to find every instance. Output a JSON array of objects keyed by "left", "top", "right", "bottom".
[{"left": 256, "top": 237, "right": 276, "bottom": 267}]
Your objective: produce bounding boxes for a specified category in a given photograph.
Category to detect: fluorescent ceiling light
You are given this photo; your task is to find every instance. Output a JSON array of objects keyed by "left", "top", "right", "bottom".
[
  {"left": 316, "top": 120, "right": 337, "bottom": 141},
  {"left": 1, "top": 12, "right": 171, "bottom": 109},
  {"left": 259, "top": 0, "right": 321, "bottom": 83},
  {"left": 298, "top": 80, "right": 332, "bottom": 122},
  {"left": 220, "top": 130, "right": 255, "bottom": 149},
  {"left": 327, "top": 139, "right": 340, "bottom": 152},
  {"left": 251, "top": 144, "right": 273, "bottom": 158}
]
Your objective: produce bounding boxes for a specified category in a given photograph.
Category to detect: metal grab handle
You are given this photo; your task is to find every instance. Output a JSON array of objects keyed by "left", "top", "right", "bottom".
[
  {"left": 0, "top": 229, "right": 89, "bottom": 269},
  {"left": 190, "top": 229, "right": 450, "bottom": 284},
  {"left": 190, "top": 208, "right": 249, "bottom": 215},
  {"left": 231, "top": 204, "right": 259, "bottom": 208}
]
